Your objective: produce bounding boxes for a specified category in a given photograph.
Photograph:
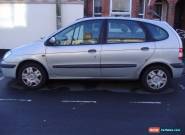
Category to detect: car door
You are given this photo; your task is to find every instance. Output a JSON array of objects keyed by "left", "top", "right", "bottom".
[
  {"left": 45, "top": 20, "right": 103, "bottom": 78},
  {"left": 101, "top": 19, "right": 155, "bottom": 78}
]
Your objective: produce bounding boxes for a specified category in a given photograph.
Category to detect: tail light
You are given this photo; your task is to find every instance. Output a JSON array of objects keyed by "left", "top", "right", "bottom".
[{"left": 178, "top": 48, "right": 183, "bottom": 60}]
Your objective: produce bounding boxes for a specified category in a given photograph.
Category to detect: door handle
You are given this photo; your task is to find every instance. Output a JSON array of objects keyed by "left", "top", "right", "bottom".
[
  {"left": 141, "top": 47, "right": 149, "bottom": 51},
  {"left": 88, "top": 49, "right": 97, "bottom": 53}
]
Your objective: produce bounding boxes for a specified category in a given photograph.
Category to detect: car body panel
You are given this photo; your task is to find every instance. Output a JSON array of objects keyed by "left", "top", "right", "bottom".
[
  {"left": 101, "top": 42, "right": 155, "bottom": 78},
  {"left": 46, "top": 45, "right": 101, "bottom": 77}
]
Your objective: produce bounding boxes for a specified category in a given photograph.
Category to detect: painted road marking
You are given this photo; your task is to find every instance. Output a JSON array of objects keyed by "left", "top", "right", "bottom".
[
  {"left": 61, "top": 100, "right": 97, "bottom": 104},
  {"left": 178, "top": 84, "right": 185, "bottom": 90},
  {"left": 0, "top": 99, "right": 32, "bottom": 102},
  {"left": 129, "top": 101, "right": 162, "bottom": 104},
  {"left": 0, "top": 76, "right": 4, "bottom": 81}
]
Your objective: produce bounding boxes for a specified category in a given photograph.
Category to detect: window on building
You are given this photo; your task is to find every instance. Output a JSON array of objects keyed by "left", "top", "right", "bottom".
[
  {"left": 138, "top": 0, "right": 147, "bottom": 18},
  {"left": 153, "top": 0, "right": 168, "bottom": 21},
  {"left": 107, "top": 20, "right": 146, "bottom": 43},
  {"left": 154, "top": 0, "right": 162, "bottom": 20},
  {"left": 110, "top": 0, "right": 132, "bottom": 17},
  {"left": 0, "top": 4, "right": 27, "bottom": 28},
  {"left": 93, "top": 0, "right": 102, "bottom": 17}
]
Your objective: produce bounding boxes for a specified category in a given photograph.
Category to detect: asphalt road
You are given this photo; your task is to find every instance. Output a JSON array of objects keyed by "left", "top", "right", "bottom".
[{"left": 0, "top": 68, "right": 185, "bottom": 135}]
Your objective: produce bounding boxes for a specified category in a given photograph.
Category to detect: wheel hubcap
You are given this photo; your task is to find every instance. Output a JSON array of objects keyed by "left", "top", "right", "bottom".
[
  {"left": 147, "top": 69, "right": 167, "bottom": 90},
  {"left": 22, "top": 67, "right": 42, "bottom": 87}
]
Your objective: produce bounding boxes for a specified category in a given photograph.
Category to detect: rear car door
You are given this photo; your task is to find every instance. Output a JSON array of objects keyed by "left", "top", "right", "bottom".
[
  {"left": 101, "top": 19, "right": 155, "bottom": 78},
  {"left": 46, "top": 20, "right": 103, "bottom": 78}
]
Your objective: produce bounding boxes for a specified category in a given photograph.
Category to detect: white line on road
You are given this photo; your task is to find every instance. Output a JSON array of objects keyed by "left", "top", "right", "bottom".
[
  {"left": 0, "top": 99, "right": 32, "bottom": 102},
  {"left": 178, "top": 84, "right": 185, "bottom": 90},
  {"left": 129, "top": 101, "right": 162, "bottom": 104},
  {"left": 0, "top": 76, "right": 4, "bottom": 81},
  {"left": 61, "top": 100, "right": 97, "bottom": 104}
]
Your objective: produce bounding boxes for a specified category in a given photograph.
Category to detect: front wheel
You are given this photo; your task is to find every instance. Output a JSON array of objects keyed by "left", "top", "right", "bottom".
[
  {"left": 141, "top": 66, "right": 172, "bottom": 92},
  {"left": 17, "top": 63, "right": 47, "bottom": 89}
]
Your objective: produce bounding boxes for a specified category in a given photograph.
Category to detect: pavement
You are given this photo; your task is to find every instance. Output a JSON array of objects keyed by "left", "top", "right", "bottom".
[{"left": 0, "top": 65, "right": 185, "bottom": 135}]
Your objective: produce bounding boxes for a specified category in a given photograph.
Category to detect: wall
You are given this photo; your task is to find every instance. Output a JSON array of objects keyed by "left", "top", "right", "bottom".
[
  {"left": 61, "top": 3, "right": 84, "bottom": 27},
  {"left": 0, "top": 4, "right": 56, "bottom": 49}
]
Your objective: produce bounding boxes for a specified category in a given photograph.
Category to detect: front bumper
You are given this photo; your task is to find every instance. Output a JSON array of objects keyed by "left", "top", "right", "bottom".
[{"left": 0, "top": 61, "right": 17, "bottom": 78}]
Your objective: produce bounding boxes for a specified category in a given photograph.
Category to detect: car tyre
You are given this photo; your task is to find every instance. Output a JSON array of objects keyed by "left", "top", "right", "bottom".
[
  {"left": 141, "top": 65, "right": 171, "bottom": 93},
  {"left": 17, "top": 62, "right": 47, "bottom": 89}
]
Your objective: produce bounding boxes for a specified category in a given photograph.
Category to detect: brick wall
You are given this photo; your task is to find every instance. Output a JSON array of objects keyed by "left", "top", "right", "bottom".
[
  {"left": 84, "top": 0, "right": 93, "bottom": 16},
  {"left": 131, "top": 0, "right": 140, "bottom": 17},
  {"left": 102, "top": 0, "right": 110, "bottom": 16}
]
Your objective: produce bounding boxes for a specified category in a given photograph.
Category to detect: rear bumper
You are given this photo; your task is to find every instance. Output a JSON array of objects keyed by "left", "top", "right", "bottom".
[
  {"left": 171, "top": 63, "right": 184, "bottom": 68},
  {"left": 171, "top": 63, "right": 184, "bottom": 78},
  {"left": 0, "top": 61, "right": 17, "bottom": 78}
]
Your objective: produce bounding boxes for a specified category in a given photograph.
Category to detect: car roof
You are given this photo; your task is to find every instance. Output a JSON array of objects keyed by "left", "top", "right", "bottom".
[{"left": 75, "top": 16, "right": 167, "bottom": 26}]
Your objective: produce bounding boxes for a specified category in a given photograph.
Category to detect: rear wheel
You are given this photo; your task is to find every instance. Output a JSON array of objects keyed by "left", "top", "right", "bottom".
[
  {"left": 141, "top": 66, "right": 172, "bottom": 92},
  {"left": 17, "top": 62, "right": 47, "bottom": 89}
]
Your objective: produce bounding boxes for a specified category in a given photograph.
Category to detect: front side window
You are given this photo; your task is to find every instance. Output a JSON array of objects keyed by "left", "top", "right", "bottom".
[
  {"left": 72, "top": 20, "right": 103, "bottom": 45},
  {"left": 145, "top": 23, "right": 168, "bottom": 41},
  {"left": 54, "top": 20, "right": 103, "bottom": 46},
  {"left": 107, "top": 20, "right": 146, "bottom": 44},
  {"left": 54, "top": 25, "right": 75, "bottom": 46}
]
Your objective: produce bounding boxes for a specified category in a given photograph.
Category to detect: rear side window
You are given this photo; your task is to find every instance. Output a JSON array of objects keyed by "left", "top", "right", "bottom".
[
  {"left": 107, "top": 20, "right": 146, "bottom": 44},
  {"left": 145, "top": 23, "right": 169, "bottom": 41}
]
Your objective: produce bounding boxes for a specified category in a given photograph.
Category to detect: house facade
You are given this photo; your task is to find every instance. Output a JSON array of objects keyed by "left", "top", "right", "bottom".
[
  {"left": 84, "top": 0, "right": 185, "bottom": 30},
  {"left": 0, "top": 0, "right": 84, "bottom": 52}
]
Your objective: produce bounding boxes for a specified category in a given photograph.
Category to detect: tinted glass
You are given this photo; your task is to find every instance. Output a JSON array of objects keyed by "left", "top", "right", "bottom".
[
  {"left": 72, "top": 20, "right": 103, "bottom": 45},
  {"left": 54, "top": 25, "right": 75, "bottom": 46},
  {"left": 145, "top": 23, "right": 168, "bottom": 41},
  {"left": 107, "top": 20, "right": 146, "bottom": 43}
]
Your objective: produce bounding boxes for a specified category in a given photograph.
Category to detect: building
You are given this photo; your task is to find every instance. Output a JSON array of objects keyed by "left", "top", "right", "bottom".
[
  {"left": 84, "top": 0, "right": 185, "bottom": 30},
  {"left": 0, "top": 0, "right": 84, "bottom": 54}
]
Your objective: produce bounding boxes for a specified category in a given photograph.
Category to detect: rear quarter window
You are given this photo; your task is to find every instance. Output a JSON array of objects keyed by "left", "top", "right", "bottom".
[{"left": 144, "top": 23, "right": 169, "bottom": 41}]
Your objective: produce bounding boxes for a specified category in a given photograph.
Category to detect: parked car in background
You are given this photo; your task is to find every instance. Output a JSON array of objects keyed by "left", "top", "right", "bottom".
[{"left": 0, "top": 17, "right": 184, "bottom": 92}]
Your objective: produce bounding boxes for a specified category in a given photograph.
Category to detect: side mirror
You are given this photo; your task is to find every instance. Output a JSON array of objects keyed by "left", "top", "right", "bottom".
[{"left": 49, "top": 37, "right": 56, "bottom": 44}]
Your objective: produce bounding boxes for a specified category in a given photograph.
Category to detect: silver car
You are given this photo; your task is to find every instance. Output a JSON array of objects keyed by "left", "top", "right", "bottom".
[{"left": 0, "top": 17, "right": 184, "bottom": 92}]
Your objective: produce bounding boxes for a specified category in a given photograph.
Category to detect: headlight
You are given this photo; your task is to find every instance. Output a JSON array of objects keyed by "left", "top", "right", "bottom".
[{"left": 3, "top": 51, "right": 12, "bottom": 60}]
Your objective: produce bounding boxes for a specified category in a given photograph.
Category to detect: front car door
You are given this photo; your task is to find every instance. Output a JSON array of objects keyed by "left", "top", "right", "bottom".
[
  {"left": 45, "top": 19, "right": 103, "bottom": 78},
  {"left": 101, "top": 19, "right": 155, "bottom": 78}
]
